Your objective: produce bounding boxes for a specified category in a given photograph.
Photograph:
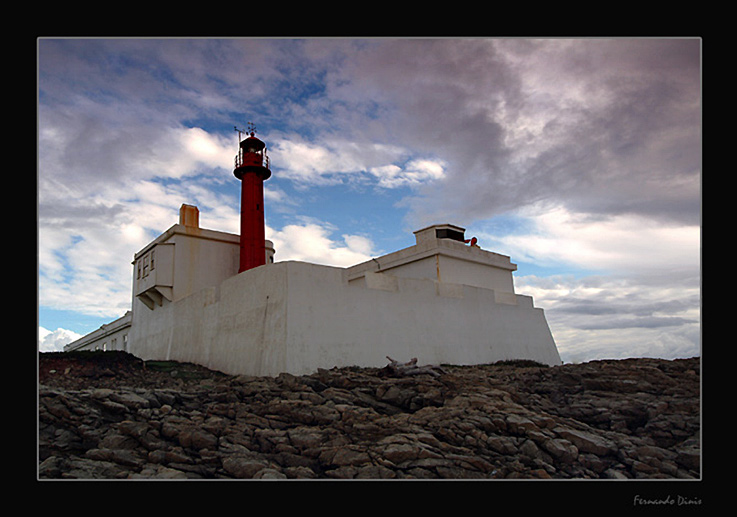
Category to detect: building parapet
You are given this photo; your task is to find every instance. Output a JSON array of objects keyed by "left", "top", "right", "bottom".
[
  {"left": 346, "top": 224, "right": 516, "bottom": 286},
  {"left": 63, "top": 311, "right": 132, "bottom": 352}
]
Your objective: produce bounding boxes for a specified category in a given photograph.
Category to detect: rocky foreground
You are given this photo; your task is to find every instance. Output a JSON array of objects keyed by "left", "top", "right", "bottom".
[{"left": 38, "top": 352, "right": 700, "bottom": 480}]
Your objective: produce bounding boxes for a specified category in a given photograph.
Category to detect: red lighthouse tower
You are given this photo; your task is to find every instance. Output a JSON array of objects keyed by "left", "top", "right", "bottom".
[{"left": 234, "top": 124, "right": 272, "bottom": 273}]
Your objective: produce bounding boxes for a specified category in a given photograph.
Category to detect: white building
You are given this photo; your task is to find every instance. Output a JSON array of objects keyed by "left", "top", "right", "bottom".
[
  {"left": 63, "top": 311, "right": 132, "bottom": 352},
  {"left": 65, "top": 204, "right": 562, "bottom": 375}
]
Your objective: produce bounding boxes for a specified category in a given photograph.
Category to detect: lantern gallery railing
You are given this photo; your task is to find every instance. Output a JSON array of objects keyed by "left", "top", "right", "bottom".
[{"left": 235, "top": 148, "right": 270, "bottom": 170}]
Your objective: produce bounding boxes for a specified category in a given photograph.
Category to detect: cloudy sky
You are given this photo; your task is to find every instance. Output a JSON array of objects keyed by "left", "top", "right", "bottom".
[{"left": 38, "top": 38, "right": 701, "bottom": 363}]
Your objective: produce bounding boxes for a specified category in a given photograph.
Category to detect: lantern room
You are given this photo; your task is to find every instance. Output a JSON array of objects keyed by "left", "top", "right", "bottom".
[{"left": 234, "top": 132, "right": 271, "bottom": 180}]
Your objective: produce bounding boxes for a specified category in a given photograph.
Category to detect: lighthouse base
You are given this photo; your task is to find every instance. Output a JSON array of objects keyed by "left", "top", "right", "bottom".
[{"left": 127, "top": 222, "right": 561, "bottom": 376}]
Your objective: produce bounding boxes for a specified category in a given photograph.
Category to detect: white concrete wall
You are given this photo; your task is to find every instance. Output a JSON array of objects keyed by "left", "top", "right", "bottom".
[
  {"left": 436, "top": 255, "right": 515, "bottom": 292},
  {"left": 205, "top": 263, "right": 288, "bottom": 376},
  {"left": 130, "top": 262, "right": 288, "bottom": 376},
  {"left": 282, "top": 262, "right": 560, "bottom": 375},
  {"left": 168, "top": 228, "right": 240, "bottom": 302},
  {"left": 130, "top": 260, "right": 561, "bottom": 377}
]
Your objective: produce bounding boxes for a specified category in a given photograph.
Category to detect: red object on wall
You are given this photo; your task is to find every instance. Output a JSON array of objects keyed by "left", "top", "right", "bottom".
[{"left": 234, "top": 130, "right": 271, "bottom": 273}]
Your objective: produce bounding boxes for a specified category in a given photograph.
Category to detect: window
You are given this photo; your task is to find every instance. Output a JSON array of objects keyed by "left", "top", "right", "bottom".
[
  {"left": 143, "top": 255, "right": 149, "bottom": 277},
  {"left": 137, "top": 260, "right": 141, "bottom": 279},
  {"left": 150, "top": 250, "right": 155, "bottom": 270},
  {"left": 436, "top": 228, "right": 465, "bottom": 242}
]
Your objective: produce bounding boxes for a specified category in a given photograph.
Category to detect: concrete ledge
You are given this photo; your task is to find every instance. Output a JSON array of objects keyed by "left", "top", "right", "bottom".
[
  {"left": 495, "top": 291, "right": 518, "bottom": 306},
  {"left": 436, "top": 282, "right": 464, "bottom": 299},
  {"left": 364, "top": 271, "right": 399, "bottom": 292}
]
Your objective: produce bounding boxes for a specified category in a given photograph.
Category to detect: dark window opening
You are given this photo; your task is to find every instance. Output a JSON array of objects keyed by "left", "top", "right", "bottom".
[{"left": 436, "top": 228, "right": 465, "bottom": 242}]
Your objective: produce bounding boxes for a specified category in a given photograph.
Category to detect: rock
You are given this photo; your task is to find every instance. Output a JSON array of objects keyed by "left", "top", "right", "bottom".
[
  {"left": 222, "top": 457, "right": 270, "bottom": 479},
  {"left": 64, "top": 457, "right": 129, "bottom": 479},
  {"left": 578, "top": 453, "right": 608, "bottom": 474},
  {"left": 99, "top": 399, "right": 129, "bottom": 415},
  {"left": 636, "top": 444, "right": 677, "bottom": 462},
  {"left": 117, "top": 420, "right": 153, "bottom": 444},
  {"left": 519, "top": 439, "right": 542, "bottom": 460},
  {"left": 320, "top": 446, "right": 371, "bottom": 467},
  {"left": 38, "top": 352, "right": 701, "bottom": 480},
  {"left": 178, "top": 428, "right": 219, "bottom": 450},
  {"left": 38, "top": 455, "right": 66, "bottom": 478},
  {"left": 383, "top": 442, "right": 421, "bottom": 464},
  {"left": 604, "top": 468, "right": 629, "bottom": 479},
  {"left": 84, "top": 448, "right": 144, "bottom": 468},
  {"left": 98, "top": 432, "right": 138, "bottom": 450},
  {"left": 542, "top": 438, "right": 579, "bottom": 464},
  {"left": 356, "top": 465, "right": 397, "bottom": 479},
  {"left": 287, "top": 427, "right": 326, "bottom": 450},
  {"left": 506, "top": 414, "right": 539, "bottom": 435},
  {"left": 487, "top": 435, "right": 518, "bottom": 455},
  {"left": 283, "top": 466, "right": 318, "bottom": 479},
  {"left": 253, "top": 468, "right": 287, "bottom": 479},
  {"left": 554, "top": 428, "right": 617, "bottom": 456},
  {"left": 676, "top": 446, "right": 701, "bottom": 471},
  {"left": 110, "top": 391, "right": 151, "bottom": 409},
  {"left": 131, "top": 465, "right": 188, "bottom": 479}
]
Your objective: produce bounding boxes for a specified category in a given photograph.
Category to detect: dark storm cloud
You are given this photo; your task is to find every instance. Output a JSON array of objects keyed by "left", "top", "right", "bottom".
[
  {"left": 39, "top": 39, "right": 700, "bottom": 221},
  {"left": 554, "top": 294, "right": 700, "bottom": 318},
  {"left": 346, "top": 39, "right": 701, "bottom": 228},
  {"left": 37, "top": 39, "right": 357, "bottom": 189},
  {"left": 38, "top": 200, "right": 127, "bottom": 228},
  {"left": 575, "top": 316, "right": 698, "bottom": 330},
  {"left": 539, "top": 40, "right": 700, "bottom": 223},
  {"left": 38, "top": 38, "right": 701, "bottom": 232}
]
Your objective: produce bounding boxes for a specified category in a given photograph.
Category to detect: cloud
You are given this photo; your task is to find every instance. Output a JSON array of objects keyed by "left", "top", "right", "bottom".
[
  {"left": 38, "top": 39, "right": 282, "bottom": 122},
  {"left": 37, "top": 125, "right": 240, "bottom": 320},
  {"left": 267, "top": 131, "right": 446, "bottom": 190},
  {"left": 477, "top": 204, "right": 700, "bottom": 274},
  {"left": 39, "top": 327, "right": 82, "bottom": 352},
  {"left": 40, "top": 38, "right": 700, "bottom": 227},
  {"left": 574, "top": 316, "right": 697, "bottom": 330},
  {"left": 266, "top": 221, "right": 378, "bottom": 268},
  {"left": 341, "top": 39, "right": 701, "bottom": 229},
  {"left": 38, "top": 54, "right": 245, "bottom": 320},
  {"left": 39, "top": 105, "right": 233, "bottom": 191},
  {"left": 479, "top": 202, "right": 702, "bottom": 363},
  {"left": 370, "top": 158, "right": 446, "bottom": 188},
  {"left": 514, "top": 273, "right": 700, "bottom": 363}
]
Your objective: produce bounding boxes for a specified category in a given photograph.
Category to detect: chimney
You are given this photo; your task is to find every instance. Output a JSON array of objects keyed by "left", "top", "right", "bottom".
[{"left": 179, "top": 204, "right": 200, "bottom": 228}]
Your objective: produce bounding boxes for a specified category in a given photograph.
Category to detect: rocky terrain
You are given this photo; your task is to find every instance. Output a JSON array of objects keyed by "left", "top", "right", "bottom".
[{"left": 38, "top": 351, "right": 700, "bottom": 480}]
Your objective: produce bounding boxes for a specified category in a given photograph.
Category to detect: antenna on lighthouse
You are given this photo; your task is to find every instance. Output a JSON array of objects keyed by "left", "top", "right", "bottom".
[
  {"left": 247, "top": 121, "right": 257, "bottom": 136},
  {"left": 234, "top": 125, "right": 245, "bottom": 143}
]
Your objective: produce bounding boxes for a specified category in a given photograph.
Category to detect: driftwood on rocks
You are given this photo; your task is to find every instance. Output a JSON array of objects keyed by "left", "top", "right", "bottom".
[{"left": 384, "top": 356, "right": 446, "bottom": 377}]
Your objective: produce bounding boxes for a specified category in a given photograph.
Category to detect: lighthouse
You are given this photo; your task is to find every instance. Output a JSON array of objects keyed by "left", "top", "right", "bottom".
[{"left": 234, "top": 124, "right": 272, "bottom": 273}]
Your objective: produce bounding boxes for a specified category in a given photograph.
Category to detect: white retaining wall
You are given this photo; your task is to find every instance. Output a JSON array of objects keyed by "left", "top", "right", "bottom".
[{"left": 129, "top": 260, "right": 561, "bottom": 377}]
